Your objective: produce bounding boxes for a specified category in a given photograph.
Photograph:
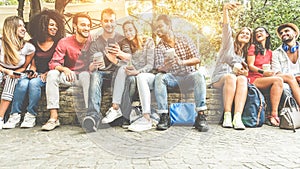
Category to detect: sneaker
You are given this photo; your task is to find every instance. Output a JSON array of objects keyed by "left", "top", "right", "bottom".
[
  {"left": 232, "top": 113, "right": 245, "bottom": 130},
  {"left": 194, "top": 113, "right": 209, "bottom": 132},
  {"left": 101, "top": 107, "right": 122, "bottom": 124},
  {"left": 41, "top": 119, "right": 60, "bottom": 131},
  {"left": 0, "top": 119, "right": 3, "bottom": 130},
  {"left": 222, "top": 112, "right": 233, "bottom": 128},
  {"left": 20, "top": 112, "right": 36, "bottom": 128},
  {"left": 156, "top": 113, "right": 170, "bottom": 130},
  {"left": 128, "top": 116, "right": 152, "bottom": 132},
  {"left": 82, "top": 116, "right": 98, "bottom": 133},
  {"left": 121, "top": 119, "right": 130, "bottom": 129},
  {"left": 3, "top": 114, "right": 21, "bottom": 129},
  {"left": 150, "top": 113, "right": 160, "bottom": 127}
]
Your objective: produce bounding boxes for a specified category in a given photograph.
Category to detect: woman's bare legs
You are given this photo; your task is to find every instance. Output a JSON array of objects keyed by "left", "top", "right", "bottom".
[
  {"left": 253, "top": 76, "right": 283, "bottom": 126},
  {"left": 213, "top": 74, "right": 247, "bottom": 129},
  {"left": 234, "top": 76, "right": 248, "bottom": 113},
  {"left": 213, "top": 74, "right": 237, "bottom": 112}
]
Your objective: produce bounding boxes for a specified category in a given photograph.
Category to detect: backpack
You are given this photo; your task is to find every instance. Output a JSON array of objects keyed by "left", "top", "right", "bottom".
[{"left": 242, "top": 83, "right": 266, "bottom": 127}]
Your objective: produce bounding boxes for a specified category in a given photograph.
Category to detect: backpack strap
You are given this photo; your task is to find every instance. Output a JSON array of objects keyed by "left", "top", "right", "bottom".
[{"left": 256, "top": 86, "right": 264, "bottom": 126}]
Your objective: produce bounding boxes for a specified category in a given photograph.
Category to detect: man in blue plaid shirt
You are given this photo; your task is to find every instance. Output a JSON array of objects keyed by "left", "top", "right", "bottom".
[{"left": 154, "top": 14, "right": 208, "bottom": 132}]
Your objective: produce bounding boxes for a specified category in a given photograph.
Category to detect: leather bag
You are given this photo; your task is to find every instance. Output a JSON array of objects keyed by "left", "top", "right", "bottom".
[{"left": 279, "top": 96, "right": 300, "bottom": 132}]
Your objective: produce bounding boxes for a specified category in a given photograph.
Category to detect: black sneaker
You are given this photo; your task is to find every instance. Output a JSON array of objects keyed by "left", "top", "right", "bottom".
[
  {"left": 157, "top": 113, "right": 170, "bottom": 130},
  {"left": 121, "top": 119, "right": 130, "bottom": 129},
  {"left": 82, "top": 116, "right": 98, "bottom": 133},
  {"left": 194, "top": 113, "right": 209, "bottom": 132}
]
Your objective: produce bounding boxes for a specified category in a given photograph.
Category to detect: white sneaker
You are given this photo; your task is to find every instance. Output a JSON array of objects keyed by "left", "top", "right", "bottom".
[
  {"left": 101, "top": 107, "right": 122, "bottom": 124},
  {"left": 41, "top": 119, "right": 60, "bottom": 131},
  {"left": 3, "top": 114, "right": 21, "bottom": 129},
  {"left": 20, "top": 112, "right": 36, "bottom": 128},
  {"left": 128, "top": 116, "right": 152, "bottom": 132},
  {"left": 0, "top": 119, "right": 3, "bottom": 130},
  {"left": 222, "top": 112, "right": 233, "bottom": 128},
  {"left": 233, "top": 113, "right": 245, "bottom": 130}
]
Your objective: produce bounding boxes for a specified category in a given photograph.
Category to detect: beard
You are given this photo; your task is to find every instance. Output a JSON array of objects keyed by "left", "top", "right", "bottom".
[
  {"left": 282, "top": 35, "right": 294, "bottom": 43},
  {"left": 77, "top": 30, "right": 89, "bottom": 38}
]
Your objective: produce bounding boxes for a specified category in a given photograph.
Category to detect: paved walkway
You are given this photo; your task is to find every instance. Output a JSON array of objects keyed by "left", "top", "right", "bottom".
[{"left": 1, "top": 124, "right": 300, "bottom": 169}]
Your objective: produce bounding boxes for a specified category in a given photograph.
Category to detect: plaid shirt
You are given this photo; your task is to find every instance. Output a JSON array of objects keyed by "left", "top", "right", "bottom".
[{"left": 154, "top": 33, "right": 200, "bottom": 75}]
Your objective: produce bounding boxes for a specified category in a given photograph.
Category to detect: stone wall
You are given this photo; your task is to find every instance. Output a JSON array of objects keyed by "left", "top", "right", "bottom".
[{"left": 2, "top": 79, "right": 223, "bottom": 126}]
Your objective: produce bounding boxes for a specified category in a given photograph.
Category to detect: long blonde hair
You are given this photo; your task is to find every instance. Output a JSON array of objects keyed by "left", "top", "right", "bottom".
[{"left": 1, "top": 16, "right": 24, "bottom": 65}]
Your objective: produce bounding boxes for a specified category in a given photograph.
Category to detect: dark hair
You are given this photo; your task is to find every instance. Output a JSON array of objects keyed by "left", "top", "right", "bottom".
[
  {"left": 234, "top": 27, "right": 252, "bottom": 58},
  {"left": 73, "top": 12, "right": 92, "bottom": 26},
  {"left": 122, "top": 20, "right": 142, "bottom": 53},
  {"left": 156, "top": 14, "right": 172, "bottom": 27},
  {"left": 28, "top": 9, "right": 65, "bottom": 43},
  {"left": 253, "top": 26, "right": 271, "bottom": 55},
  {"left": 101, "top": 8, "right": 116, "bottom": 20}
]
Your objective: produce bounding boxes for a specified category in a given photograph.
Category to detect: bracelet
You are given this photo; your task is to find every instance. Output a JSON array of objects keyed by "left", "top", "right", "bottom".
[{"left": 258, "top": 69, "right": 264, "bottom": 74}]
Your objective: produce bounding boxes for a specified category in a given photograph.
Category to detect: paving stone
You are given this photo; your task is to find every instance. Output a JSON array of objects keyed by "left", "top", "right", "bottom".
[{"left": 2, "top": 124, "right": 300, "bottom": 168}]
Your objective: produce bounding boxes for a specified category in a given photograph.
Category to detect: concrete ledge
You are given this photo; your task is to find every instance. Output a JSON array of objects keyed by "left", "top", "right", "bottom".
[{"left": 2, "top": 82, "right": 223, "bottom": 125}]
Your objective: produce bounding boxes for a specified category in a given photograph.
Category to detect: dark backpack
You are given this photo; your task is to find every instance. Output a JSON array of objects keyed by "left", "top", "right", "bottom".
[{"left": 242, "top": 83, "right": 266, "bottom": 127}]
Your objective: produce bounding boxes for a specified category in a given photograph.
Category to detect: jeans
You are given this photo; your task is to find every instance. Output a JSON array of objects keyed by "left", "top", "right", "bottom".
[
  {"left": 46, "top": 70, "right": 90, "bottom": 109},
  {"left": 154, "top": 71, "right": 207, "bottom": 114},
  {"left": 11, "top": 76, "right": 45, "bottom": 116},
  {"left": 86, "top": 71, "right": 111, "bottom": 121},
  {"left": 119, "top": 75, "right": 137, "bottom": 120},
  {"left": 136, "top": 73, "right": 155, "bottom": 114}
]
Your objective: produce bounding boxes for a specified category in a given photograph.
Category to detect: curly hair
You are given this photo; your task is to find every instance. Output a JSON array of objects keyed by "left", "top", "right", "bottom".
[{"left": 27, "top": 9, "right": 65, "bottom": 43}]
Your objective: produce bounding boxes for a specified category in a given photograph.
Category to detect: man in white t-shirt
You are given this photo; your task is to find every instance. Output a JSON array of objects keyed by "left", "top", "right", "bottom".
[
  {"left": 272, "top": 23, "right": 300, "bottom": 84},
  {"left": 271, "top": 23, "right": 300, "bottom": 107}
]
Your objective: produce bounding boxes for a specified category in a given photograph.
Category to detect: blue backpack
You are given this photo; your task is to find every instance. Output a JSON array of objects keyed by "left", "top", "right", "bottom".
[{"left": 242, "top": 84, "right": 266, "bottom": 127}]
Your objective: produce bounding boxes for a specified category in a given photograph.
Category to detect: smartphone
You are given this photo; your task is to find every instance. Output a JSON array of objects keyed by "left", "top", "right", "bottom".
[
  {"left": 93, "top": 52, "right": 105, "bottom": 70},
  {"left": 241, "top": 61, "right": 248, "bottom": 70},
  {"left": 13, "top": 71, "right": 21, "bottom": 76},
  {"left": 25, "top": 70, "right": 34, "bottom": 76}
]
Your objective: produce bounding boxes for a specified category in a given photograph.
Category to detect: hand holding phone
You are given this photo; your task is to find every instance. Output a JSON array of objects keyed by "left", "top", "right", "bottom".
[{"left": 25, "top": 70, "right": 35, "bottom": 76}]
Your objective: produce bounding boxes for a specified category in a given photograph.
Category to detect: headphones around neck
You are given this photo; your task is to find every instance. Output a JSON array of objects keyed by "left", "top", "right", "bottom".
[{"left": 282, "top": 43, "right": 299, "bottom": 53}]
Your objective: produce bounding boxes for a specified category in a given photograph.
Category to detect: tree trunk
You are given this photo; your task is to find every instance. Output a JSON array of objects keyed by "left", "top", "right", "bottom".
[
  {"left": 17, "top": 0, "right": 25, "bottom": 18},
  {"left": 30, "top": 0, "right": 41, "bottom": 18},
  {"left": 55, "top": 0, "right": 71, "bottom": 14}
]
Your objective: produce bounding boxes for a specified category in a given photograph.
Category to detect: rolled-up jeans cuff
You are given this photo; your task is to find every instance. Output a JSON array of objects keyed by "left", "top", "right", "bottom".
[
  {"left": 156, "top": 109, "right": 168, "bottom": 114},
  {"left": 196, "top": 106, "right": 207, "bottom": 112}
]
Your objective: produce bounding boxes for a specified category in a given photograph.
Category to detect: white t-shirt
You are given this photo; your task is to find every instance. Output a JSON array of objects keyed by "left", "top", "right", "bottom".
[
  {"left": 0, "top": 40, "right": 35, "bottom": 69},
  {"left": 288, "top": 56, "right": 300, "bottom": 75}
]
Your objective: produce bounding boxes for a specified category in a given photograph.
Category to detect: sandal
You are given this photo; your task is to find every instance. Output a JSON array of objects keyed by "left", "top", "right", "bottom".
[{"left": 267, "top": 115, "right": 280, "bottom": 127}]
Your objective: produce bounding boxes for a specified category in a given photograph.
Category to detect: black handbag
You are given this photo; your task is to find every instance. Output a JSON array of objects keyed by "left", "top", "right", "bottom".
[{"left": 279, "top": 96, "right": 300, "bottom": 132}]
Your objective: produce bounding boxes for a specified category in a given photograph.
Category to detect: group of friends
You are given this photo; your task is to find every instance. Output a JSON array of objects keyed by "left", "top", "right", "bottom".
[{"left": 0, "top": 2, "right": 299, "bottom": 133}]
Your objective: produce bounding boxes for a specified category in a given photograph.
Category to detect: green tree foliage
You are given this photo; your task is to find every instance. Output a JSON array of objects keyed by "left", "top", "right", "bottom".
[
  {"left": 127, "top": 0, "right": 225, "bottom": 65},
  {"left": 127, "top": 0, "right": 300, "bottom": 65},
  {"left": 239, "top": 0, "right": 300, "bottom": 50}
]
